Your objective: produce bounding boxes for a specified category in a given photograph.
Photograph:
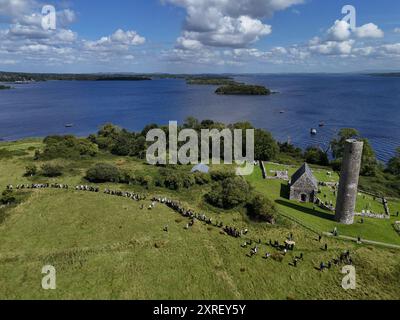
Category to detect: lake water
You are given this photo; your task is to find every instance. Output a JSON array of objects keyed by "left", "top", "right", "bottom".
[{"left": 0, "top": 74, "right": 399, "bottom": 162}]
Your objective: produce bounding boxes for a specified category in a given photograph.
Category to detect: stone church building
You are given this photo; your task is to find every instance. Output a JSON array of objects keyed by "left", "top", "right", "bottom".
[{"left": 289, "top": 163, "right": 319, "bottom": 203}]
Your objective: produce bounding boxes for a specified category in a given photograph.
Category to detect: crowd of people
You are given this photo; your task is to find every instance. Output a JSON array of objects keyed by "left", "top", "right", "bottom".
[
  {"left": 6, "top": 183, "right": 146, "bottom": 201},
  {"left": 152, "top": 196, "right": 243, "bottom": 236},
  {"left": 319, "top": 250, "right": 353, "bottom": 271},
  {"left": 105, "top": 188, "right": 146, "bottom": 201},
  {"left": 6, "top": 182, "right": 359, "bottom": 272}
]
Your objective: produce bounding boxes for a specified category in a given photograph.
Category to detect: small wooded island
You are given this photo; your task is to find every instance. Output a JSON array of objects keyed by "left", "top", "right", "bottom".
[
  {"left": 215, "top": 84, "right": 271, "bottom": 95},
  {"left": 0, "top": 85, "right": 11, "bottom": 90}
]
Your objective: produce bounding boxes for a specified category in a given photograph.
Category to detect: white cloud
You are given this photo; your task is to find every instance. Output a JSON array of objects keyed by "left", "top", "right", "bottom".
[
  {"left": 327, "top": 20, "right": 351, "bottom": 41},
  {"left": 0, "top": 0, "right": 34, "bottom": 22},
  {"left": 0, "top": 58, "right": 16, "bottom": 64},
  {"left": 380, "top": 43, "right": 400, "bottom": 55},
  {"left": 354, "top": 23, "right": 384, "bottom": 39},
  {"left": 309, "top": 40, "right": 354, "bottom": 56},
  {"left": 352, "top": 46, "right": 375, "bottom": 57},
  {"left": 327, "top": 20, "right": 383, "bottom": 41},
  {"left": 176, "top": 35, "right": 203, "bottom": 50},
  {"left": 0, "top": 0, "right": 147, "bottom": 69},
  {"left": 83, "top": 29, "right": 145, "bottom": 53},
  {"left": 110, "top": 29, "right": 145, "bottom": 45},
  {"left": 166, "top": 0, "right": 303, "bottom": 48},
  {"left": 55, "top": 29, "right": 77, "bottom": 42},
  {"left": 57, "top": 9, "right": 76, "bottom": 27}
]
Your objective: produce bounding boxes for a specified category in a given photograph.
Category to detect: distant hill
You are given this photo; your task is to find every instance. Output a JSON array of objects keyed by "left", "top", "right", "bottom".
[
  {"left": 369, "top": 73, "right": 400, "bottom": 77},
  {"left": 0, "top": 72, "right": 151, "bottom": 82}
]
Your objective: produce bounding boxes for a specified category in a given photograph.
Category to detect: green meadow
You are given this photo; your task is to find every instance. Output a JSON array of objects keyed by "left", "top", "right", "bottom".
[{"left": 0, "top": 140, "right": 399, "bottom": 300}]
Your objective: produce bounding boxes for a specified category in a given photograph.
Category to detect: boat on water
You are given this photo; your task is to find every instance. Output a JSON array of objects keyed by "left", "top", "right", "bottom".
[
  {"left": 65, "top": 123, "right": 74, "bottom": 128},
  {"left": 310, "top": 128, "right": 317, "bottom": 135},
  {"left": 319, "top": 122, "right": 325, "bottom": 127}
]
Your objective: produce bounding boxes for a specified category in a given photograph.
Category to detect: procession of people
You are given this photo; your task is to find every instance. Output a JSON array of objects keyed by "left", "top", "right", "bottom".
[{"left": 4, "top": 182, "right": 356, "bottom": 273}]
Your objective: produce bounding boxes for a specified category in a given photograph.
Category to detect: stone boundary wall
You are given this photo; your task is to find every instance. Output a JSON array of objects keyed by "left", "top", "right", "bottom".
[
  {"left": 259, "top": 161, "right": 267, "bottom": 180},
  {"left": 355, "top": 212, "right": 390, "bottom": 220}
]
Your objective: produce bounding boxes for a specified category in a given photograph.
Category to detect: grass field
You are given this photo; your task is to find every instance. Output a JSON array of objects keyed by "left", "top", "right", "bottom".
[{"left": 0, "top": 140, "right": 399, "bottom": 300}]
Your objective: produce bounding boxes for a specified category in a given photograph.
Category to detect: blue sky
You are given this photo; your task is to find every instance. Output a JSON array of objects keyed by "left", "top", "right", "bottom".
[{"left": 1, "top": 0, "right": 400, "bottom": 73}]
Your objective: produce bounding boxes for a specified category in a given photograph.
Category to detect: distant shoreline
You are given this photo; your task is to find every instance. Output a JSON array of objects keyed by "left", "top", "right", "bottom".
[{"left": 2, "top": 71, "right": 400, "bottom": 83}]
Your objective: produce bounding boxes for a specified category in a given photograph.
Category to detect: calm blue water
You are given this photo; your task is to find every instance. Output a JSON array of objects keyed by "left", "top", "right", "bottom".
[{"left": 0, "top": 74, "right": 399, "bottom": 162}]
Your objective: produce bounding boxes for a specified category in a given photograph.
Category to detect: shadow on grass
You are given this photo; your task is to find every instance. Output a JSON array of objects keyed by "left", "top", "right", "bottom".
[{"left": 276, "top": 199, "right": 335, "bottom": 222}]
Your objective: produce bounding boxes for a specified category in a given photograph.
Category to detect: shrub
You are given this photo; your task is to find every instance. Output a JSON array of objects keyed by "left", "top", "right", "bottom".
[
  {"left": 136, "top": 175, "right": 153, "bottom": 189},
  {"left": 246, "top": 194, "right": 276, "bottom": 224},
  {"left": 24, "top": 165, "right": 38, "bottom": 177},
  {"left": 39, "top": 135, "right": 98, "bottom": 160},
  {"left": 206, "top": 177, "right": 251, "bottom": 209},
  {"left": 271, "top": 253, "right": 284, "bottom": 262},
  {"left": 0, "top": 190, "right": 16, "bottom": 205},
  {"left": 210, "top": 170, "right": 235, "bottom": 182},
  {"left": 86, "top": 163, "right": 120, "bottom": 183},
  {"left": 155, "top": 176, "right": 165, "bottom": 187},
  {"left": 194, "top": 172, "right": 211, "bottom": 185},
  {"left": 164, "top": 174, "right": 183, "bottom": 190},
  {"left": 182, "top": 174, "right": 196, "bottom": 188},
  {"left": 118, "top": 169, "right": 135, "bottom": 184},
  {"left": 0, "top": 149, "right": 28, "bottom": 159},
  {"left": 41, "top": 163, "right": 63, "bottom": 177}
]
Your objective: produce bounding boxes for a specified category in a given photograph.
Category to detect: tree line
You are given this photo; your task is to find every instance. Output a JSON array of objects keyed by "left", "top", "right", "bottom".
[{"left": 29, "top": 117, "right": 400, "bottom": 197}]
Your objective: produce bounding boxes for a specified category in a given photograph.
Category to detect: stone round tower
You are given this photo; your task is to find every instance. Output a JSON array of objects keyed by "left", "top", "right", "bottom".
[{"left": 335, "top": 139, "right": 364, "bottom": 225}]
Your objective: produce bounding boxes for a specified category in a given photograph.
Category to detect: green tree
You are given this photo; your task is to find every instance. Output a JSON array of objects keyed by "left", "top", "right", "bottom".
[
  {"left": 331, "top": 128, "right": 360, "bottom": 159},
  {"left": 387, "top": 147, "right": 400, "bottom": 176},
  {"left": 360, "top": 138, "right": 378, "bottom": 176},
  {"left": 330, "top": 129, "right": 378, "bottom": 176},
  {"left": 183, "top": 117, "right": 200, "bottom": 130},
  {"left": 141, "top": 124, "right": 159, "bottom": 137},
  {"left": 254, "top": 129, "right": 279, "bottom": 161},
  {"left": 304, "top": 147, "right": 329, "bottom": 166},
  {"left": 206, "top": 177, "right": 251, "bottom": 209},
  {"left": 111, "top": 130, "right": 136, "bottom": 156}
]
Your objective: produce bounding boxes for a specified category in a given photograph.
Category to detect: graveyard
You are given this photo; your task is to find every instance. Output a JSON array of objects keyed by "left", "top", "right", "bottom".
[{"left": 247, "top": 163, "right": 400, "bottom": 245}]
